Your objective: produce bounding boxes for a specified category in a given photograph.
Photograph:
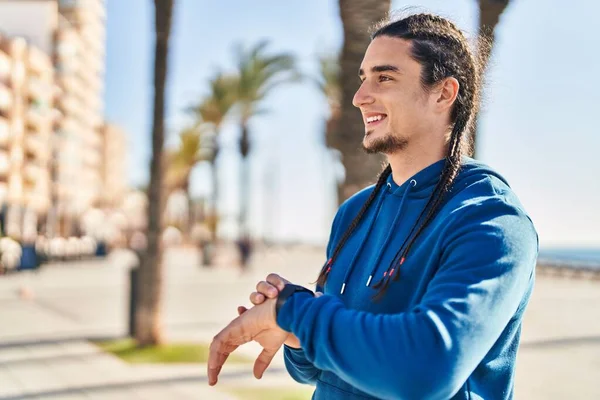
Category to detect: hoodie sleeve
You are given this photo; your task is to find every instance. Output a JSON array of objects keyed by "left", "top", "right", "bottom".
[
  {"left": 282, "top": 203, "right": 348, "bottom": 385},
  {"left": 277, "top": 198, "right": 538, "bottom": 400}
]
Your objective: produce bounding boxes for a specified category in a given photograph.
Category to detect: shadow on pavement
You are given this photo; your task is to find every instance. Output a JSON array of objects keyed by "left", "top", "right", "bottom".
[
  {"left": 0, "top": 367, "right": 286, "bottom": 400},
  {"left": 521, "top": 335, "right": 600, "bottom": 349}
]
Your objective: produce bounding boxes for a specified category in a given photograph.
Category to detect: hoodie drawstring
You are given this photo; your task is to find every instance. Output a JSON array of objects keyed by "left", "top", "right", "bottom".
[
  {"left": 365, "top": 179, "right": 416, "bottom": 287},
  {"left": 340, "top": 178, "right": 417, "bottom": 294},
  {"left": 339, "top": 187, "right": 387, "bottom": 294}
]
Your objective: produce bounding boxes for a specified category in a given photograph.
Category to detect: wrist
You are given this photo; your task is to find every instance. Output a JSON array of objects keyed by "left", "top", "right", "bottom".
[{"left": 275, "top": 284, "right": 314, "bottom": 320}]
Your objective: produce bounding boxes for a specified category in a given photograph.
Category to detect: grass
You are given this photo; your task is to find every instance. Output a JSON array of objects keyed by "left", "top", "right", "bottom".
[
  {"left": 94, "top": 338, "right": 252, "bottom": 364},
  {"left": 225, "top": 387, "right": 313, "bottom": 400}
]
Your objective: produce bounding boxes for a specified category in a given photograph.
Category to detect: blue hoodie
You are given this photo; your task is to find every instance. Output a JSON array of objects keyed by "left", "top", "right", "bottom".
[{"left": 277, "top": 157, "right": 538, "bottom": 400}]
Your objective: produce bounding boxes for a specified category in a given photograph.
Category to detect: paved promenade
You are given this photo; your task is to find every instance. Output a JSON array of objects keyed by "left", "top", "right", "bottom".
[{"left": 0, "top": 246, "right": 598, "bottom": 399}]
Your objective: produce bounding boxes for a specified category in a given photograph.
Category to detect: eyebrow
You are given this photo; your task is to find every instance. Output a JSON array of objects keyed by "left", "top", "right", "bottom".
[{"left": 358, "top": 64, "right": 402, "bottom": 77}]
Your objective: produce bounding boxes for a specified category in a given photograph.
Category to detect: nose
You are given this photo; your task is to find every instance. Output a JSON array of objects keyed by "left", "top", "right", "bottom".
[{"left": 352, "top": 81, "right": 374, "bottom": 108}]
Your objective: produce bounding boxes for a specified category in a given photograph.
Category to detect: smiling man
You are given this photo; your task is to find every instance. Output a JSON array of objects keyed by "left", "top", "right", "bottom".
[{"left": 208, "top": 13, "right": 538, "bottom": 400}]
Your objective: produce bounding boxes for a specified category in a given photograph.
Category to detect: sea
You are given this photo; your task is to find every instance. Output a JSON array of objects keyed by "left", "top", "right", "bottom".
[{"left": 538, "top": 248, "right": 600, "bottom": 269}]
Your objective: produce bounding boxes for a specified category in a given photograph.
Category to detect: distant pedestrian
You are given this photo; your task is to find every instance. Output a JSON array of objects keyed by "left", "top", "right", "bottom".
[{"left": 236, "top": 234, "right": 253, "bottom": 270}]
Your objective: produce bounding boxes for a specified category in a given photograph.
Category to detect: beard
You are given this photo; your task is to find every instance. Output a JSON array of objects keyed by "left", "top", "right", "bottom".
[{"left": 362, "top": 132, "right": 408, "bottom": 154}]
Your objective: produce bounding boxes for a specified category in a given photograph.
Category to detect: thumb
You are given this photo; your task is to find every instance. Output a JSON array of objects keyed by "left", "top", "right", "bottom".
[{"left": 237, "top": 306, "right": 248, "bottom": 316}]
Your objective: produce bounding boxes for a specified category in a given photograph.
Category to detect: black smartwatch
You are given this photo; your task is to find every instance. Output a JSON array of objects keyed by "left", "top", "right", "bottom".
[{"left": 275, "top": 284, "right": 315, "bottom": 318}]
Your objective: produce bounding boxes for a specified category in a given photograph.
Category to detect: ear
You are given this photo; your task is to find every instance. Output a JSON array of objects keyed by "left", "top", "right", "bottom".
[{"left": 434, "top": 77, "right": 460, "bottom": 113}]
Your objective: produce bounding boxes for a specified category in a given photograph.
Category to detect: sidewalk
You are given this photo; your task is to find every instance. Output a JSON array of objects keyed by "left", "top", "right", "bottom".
[
  {"left": 1, "top": 246, "right": 599, "bottom": 399},
  {"left": 0, "top": 248, "right": 312, "bottom": 400},
  {"left": 0, "top": 300, "right": 237, "bottom": 400}
]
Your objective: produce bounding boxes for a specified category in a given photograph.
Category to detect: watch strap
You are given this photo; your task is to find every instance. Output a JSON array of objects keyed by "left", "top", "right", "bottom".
[{"left": 275, "top": 284, "right": 314, "bottom": 319}]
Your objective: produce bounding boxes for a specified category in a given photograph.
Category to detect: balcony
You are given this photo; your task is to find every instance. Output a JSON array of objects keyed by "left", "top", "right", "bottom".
[
  {"left": 0, "top": 84, "right": 13, "bottom": 117},
  {"left": 0, "top": 151, "right": 10, "bottom": 176},
  {"left": 57, "top": 117, "right": 79, "bottom": 136},
  {"left": 25, "top": 136, "right": 51, "bottom": 163},
  {"left": 8, "top": 171, "right": 23, "bottom": 195},
  {"left": 10, "top": 146, "right": 24, "bottom": 167},
  {"left": 27, "top": 47, "right": 52, "bottom": 74},
  {"left": 23, "top": 164, "right": 41, "bottom": 183},
  {"left": 57, "top": 94, "right": 79, "bottom": 116},
  {"left": 0, "top": 51, "right": 11, "bottom": 84},
  {"left": 0, "top": 117, "right": 10, "bottom": 148},
  {"left": 11, "top": 61, "right": 26, "bottom": 86},
  {"left": 58, "top": 74, "right": 81, "bottom": 96},
  {"left": 55, "top": 38, "right": 79, "bottom": 60},
  {"left": 26, "top": 107, "right": 49, "bottom": 131},
  {"left": 0, "top": 37, "right": 26, "bottom": 58},
  {"left": 27, "top": 78, "right": 54, "bottom": 102}
]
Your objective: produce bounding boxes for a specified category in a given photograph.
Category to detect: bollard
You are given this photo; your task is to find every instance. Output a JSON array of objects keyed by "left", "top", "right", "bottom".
[{"left": 128, "top": 267, "right": 139, "bottom": 338}]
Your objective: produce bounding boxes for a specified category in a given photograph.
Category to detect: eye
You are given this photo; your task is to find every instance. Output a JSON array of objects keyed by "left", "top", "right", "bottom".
[
  {"left": 358, "top": 76, "right": 366, "bottom": 84},
  {"left": 378, "top": 75, "right": 392, "bottom": 82}
]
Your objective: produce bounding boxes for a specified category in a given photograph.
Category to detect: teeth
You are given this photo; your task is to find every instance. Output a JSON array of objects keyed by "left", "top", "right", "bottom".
[{"left": 366, "top": 115, "right": 384, "bottom": 123}]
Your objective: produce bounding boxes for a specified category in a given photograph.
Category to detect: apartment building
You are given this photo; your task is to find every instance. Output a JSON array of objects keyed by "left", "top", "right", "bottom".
[
  {"left": 55, "top": 0, "right": 106, "bottom": 220},
  {"left": 0, "top": 34, "right": 54, "bottom": 238}
]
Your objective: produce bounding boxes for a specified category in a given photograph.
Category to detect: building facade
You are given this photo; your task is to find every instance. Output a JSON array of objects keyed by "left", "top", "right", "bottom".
[
  {"left": 0, "top": 0, "right": 123, "bottom": 239},
  {"left": 0, "top": 34, "right": 54, "bottom": 239}
]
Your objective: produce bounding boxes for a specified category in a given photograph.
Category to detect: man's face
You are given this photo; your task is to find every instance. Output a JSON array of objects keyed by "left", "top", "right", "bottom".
[{"left": 353, "top": 36, "right": 435, "bottom": 155}]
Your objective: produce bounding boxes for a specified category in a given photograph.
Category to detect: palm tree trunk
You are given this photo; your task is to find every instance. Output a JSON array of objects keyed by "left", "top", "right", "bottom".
[
  {"left": 135, "top": 0, "right": 173, "bottom": 346},
  {"left": 335, "top": 0, "right": 390, "bottom": 205},
  {"left": 239, "top": 122, "right": 250, "bottom": 238},
  {"left": 471, "top": 0, "right": 510, "bottom": 158},
  {"left": 182, "top": 177, "right": 194, "bottom": 237},
  {"left": 210, "top": 146, "right": 219, "bottom": 241}
]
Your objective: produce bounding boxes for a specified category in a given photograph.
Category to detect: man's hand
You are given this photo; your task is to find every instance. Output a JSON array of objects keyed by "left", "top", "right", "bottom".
[
  {"left": 208, "top": 298, "right": 288, "bottom": 386},
  {"left": 250, "top": 273, "right": 290, "bottom": 305},
  {"left": 238, "top": 273, "right": 321, "bottom": 349}
]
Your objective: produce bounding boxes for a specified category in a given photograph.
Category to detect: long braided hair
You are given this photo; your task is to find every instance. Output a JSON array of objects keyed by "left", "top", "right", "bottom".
[{"left": 316, "top": 13, "right": 482, "bottom": 299}]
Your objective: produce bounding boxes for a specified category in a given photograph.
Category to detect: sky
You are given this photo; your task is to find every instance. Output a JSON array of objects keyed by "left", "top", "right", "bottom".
[{"left": 103, "top": 0, "right": 600, "bottom": 249}]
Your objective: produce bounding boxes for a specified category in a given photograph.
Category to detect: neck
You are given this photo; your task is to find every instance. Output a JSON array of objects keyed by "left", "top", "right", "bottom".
[{"left": 386, "top": 137, "right": 448, "bottom": 186}]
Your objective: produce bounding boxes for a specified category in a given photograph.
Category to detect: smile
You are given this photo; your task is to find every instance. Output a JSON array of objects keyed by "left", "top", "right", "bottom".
[{"left": 365, "top": 114, "right": 387, "bottom": 128}]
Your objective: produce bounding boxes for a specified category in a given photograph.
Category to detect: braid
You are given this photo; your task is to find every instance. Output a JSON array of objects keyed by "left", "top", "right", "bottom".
[
  {"left": 369, "top": 13, "right": 481, "bottom": 299},
  {"left": 316, "top": 165, "right": 392, "bottom": 287}
]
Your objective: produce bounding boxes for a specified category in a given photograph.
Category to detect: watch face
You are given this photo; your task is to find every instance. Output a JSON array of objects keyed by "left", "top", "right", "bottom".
[{"left": 276, "top": 285, "right": 314, "bottom": 317}]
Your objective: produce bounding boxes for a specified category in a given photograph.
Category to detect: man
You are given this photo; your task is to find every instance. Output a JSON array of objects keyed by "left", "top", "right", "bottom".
[{"left": 208, "top": 13, "right": 538, "bottom": 400}]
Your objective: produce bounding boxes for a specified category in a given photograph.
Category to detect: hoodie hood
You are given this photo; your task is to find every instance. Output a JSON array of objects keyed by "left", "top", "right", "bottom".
[
  {"left": 330, "top": 156, "right": 512, "bottom": 296},
  {"left": 386, "top": 156, "right": 511, "bottom": 200}
]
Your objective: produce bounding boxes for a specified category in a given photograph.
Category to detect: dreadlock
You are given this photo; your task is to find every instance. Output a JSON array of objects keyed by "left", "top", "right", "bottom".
[{"left": 316, "top": 13, "right": 482, "bottom": 299}]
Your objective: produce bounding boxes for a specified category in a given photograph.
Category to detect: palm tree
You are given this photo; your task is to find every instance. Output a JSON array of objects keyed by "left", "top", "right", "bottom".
[
  {"left": 166, "top": 126, "right": 209, "bottom": 233},
  {"left": 316, "top": 53, "right": 342, "bottom": 149},
  {"left": 472, "top": 0, "right": 511, "bottom": 157},
  {"left": 233, "top": 41, "right": 297, "bottom": 237},
  {"left": 135, "top": 0, "right": 173, "bottom": 346},
  {"left": 190, "top": 73, "right": 237, "bottom": 238},
  {"left": 335, "top": 0, "right": 390, "bottom": 205},
  {"left": 314, "top": 53, "right": 343, "bottom": 205}
]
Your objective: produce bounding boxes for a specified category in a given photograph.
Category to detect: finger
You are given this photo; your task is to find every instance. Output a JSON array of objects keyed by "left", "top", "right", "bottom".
[
  {"left": 253, "top": 348, "right": 278, "bottom": 379},
  {"left": 237, "top": 306, "right": 248, "bottom": 316},
  {"left": 250, "top": 292, "right": 265, "bottom": 305},
  {"left": 208, "top": 319, "right": 248, "bottom": 385},
  {"left": 208, "top": 337, "right": 239, "bottom": 385},
  {"left": 256, "top": 281, "right": 278, "bottom": 298},
  {"left": 266, "top": 273, "right": 289, "bottom": 291},
  {"left": 208, "top": 337, "right": 230, "bottom": 386}
]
